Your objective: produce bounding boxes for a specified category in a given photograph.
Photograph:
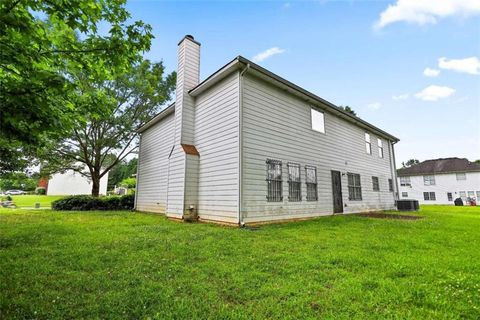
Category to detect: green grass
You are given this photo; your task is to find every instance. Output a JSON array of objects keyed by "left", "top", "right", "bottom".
[
  {"left": 1, "top": 206, "right": 479, "bottom": 319},
  {"left": 2, "top": 195, "right": 64, "bottom": 208}
]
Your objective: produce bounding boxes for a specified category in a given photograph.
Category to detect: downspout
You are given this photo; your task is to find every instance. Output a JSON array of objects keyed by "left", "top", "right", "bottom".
[
  {"left": 238, "top": 63, "right": 250, "bottom": 226},
  {"left": 388, "top": 140, "right": 399, "bottom": 207},
  {"left": 134, "top": 134, "right": 142, "bottom": 211}
]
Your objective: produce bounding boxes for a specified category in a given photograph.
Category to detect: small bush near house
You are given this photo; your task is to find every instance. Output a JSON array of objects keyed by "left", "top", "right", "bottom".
[
  {"left": 52, "top": 194, "right": 134, "bottom": 211},
  {"left": 35, "top": 187, "right": 46, "bottom": 195}
]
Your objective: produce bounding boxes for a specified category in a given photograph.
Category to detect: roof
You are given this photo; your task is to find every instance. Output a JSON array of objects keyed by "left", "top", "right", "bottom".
[
  {"left": 137, "top": 102, "right": 175, "bottom": 133},
  {"left": 189, "top": 56, "right": 399, "bottom": 142},
  {"left": 397, "top": 158, "right": 480, "bottom": 176}
]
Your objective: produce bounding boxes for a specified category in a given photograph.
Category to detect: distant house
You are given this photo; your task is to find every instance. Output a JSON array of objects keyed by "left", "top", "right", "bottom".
[
  {"left": 135, "top": 35, "right": 400, "bottom": 225},
  {"left": 41, "top": 170, "right": 108, "bottom": 196},
  {"left": 397, "top": 158, "right": 480, "bottom": 205}
]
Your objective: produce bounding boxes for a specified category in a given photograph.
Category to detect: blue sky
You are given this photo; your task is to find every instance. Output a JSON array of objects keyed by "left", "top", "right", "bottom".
[{"left": 126, "top": 0, "right": 480, "bottom": 167}]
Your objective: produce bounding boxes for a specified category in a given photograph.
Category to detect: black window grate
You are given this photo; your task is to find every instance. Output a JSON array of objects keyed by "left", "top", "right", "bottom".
[
  {"left": 288, "top": 163, "right": 301, "bottom": 202},
  {"left": 266, "top": 159, "right": 282, "bottom": 202},
  {"left": 348, "top": 173, "right": 362, "bottom": 200},
  {"left": 305, "top": 165, "right": 318, "bottom": 201},
  {"left": 423, "top": 192, "right": 436, "bottom": 201},
  {"left": 372, "top": 176, "right": 380, "bottom": 191}
]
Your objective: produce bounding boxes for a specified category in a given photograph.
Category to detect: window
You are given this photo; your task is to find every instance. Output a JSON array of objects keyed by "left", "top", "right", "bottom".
[
  {"left": 423, "top": 192, "right": 436, "bottom": 201},
  {"left": 348, "top": 173, "right": 362, "bottom": 200},
  {"left": 266, "top": 159, "right": 282, "bottom": 202},
  {"left": 288, "top": 163, "right": 301, "bottom": 202},
  {"left": 477, "top": 191, "right": 480, "bottom": 199},
  {"left": 468, "top": 191, "right": 475, "bottom": 199},
  {"left": 377, "top": 139, "right": 384, "bottom": 158},
  {"left": 365, "top": 133, "right": 371, "bottom": 154},
  {"left": 311, "top": 109, "right": 325, "bottom": 133},
  {"left": 459, "top": 191, "right": 466, "bottom": 201},
  {"left": 388, "top": 179, "right": 394, "bottom": 192},
  {"left": 423, "top": 175, "right": 435, "bottom": 186},
  {"left": 372, "top": 176, "right": 380, "bottom": 191},
  {"left": 402, "top": 192, "right": 408, "bottom": 198},
  {"left": 399, "top": 176, "right": 411, "bottom": 186},
  {"left": 456, "top": 173, "right": 466, "bottom": 180},
  {"left": 305, "top": 166, "right": 318, "bottom": 201},
  {"left": 447, "top": 192, "right": 453, "bottom": 201}
]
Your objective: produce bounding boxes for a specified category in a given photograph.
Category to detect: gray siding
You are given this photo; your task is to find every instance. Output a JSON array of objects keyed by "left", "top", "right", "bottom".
[
  {"left": 136, "top": 112, "right": 175, "bottom": 213},
  {"left": 194, "top": 72, "right": 240, "bottom": 223},
  {"left": 241, "top": 74, "right": 395, "bottom": 223}
]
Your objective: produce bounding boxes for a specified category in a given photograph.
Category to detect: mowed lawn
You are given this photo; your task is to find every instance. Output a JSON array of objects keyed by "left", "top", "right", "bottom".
[
  {"left": 1, "top": 206, "right": 479, "bottom": 319},
  {"left": 3, "top": 195, "right": 64, "bottom": 208}
]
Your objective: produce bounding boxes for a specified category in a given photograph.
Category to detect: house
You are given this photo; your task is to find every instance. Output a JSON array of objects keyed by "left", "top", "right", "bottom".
[
  {"left": 135, "top": 35, "right": 400, "bottom": 225},
  {"left": 42, "top": 170, "right": 108, "bottom": 196},
  {"left": 397, "top": 158, "right": 480, "bottom": 205}
]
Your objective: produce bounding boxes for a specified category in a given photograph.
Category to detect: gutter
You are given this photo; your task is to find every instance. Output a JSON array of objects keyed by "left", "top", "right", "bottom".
[{"left": 238, "top": 63, "right": 250, "bottom": 226}]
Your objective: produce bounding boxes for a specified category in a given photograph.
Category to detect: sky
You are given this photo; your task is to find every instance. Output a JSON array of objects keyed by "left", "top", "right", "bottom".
[{"left": 125, "top": 0, "right": 480, "bottom": 167}]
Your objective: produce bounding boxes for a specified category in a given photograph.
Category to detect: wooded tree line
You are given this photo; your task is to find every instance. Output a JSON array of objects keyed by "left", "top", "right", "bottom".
[{"left": 0, "top": 0, "right": 175, "bottom": 196}]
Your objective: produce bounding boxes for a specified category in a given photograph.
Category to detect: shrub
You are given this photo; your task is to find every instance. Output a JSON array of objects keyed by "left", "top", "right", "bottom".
[
  {"left": 35, "top": 187, "right": 46, "bottom": 195},
  {"left": 52, "top": 194, "right": 135, "bottom": 211}
]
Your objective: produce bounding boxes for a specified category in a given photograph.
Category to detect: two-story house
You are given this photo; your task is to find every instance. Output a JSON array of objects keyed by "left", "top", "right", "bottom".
[
  {"left": 397, "top": 158, "right": 480, "bottom": 205},
  {"left": 135, "top": 35, "right": 400, "bottom": 225}
]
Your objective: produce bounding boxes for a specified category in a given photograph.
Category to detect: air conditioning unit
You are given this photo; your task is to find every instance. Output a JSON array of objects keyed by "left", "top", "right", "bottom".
[{"left": 397, "top": 199, "right": 419, "bottom": 211}]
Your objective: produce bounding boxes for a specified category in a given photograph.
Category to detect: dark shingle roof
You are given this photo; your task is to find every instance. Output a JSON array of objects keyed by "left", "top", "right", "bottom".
[{"left": 397, "top": 158, "right": 480, "bottom": 176}]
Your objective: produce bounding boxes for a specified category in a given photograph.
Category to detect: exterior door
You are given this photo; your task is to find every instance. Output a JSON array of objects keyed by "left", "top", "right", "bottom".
[{"left": 331, "top": 170, "right": 343, "bottom": 213}]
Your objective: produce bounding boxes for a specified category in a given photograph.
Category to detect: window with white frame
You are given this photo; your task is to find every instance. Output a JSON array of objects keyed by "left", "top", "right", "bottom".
[
  {"left": 365, "top": 133, "right": 371, "bottom": 154},
  {"left": 456, "top": 173, "right": 466, "bottom": 180},
  {"left": 377, "top": 139, "right": 384, "bottom": 158},
  {"left": 311, "top": 109, "right": 325, "bottom": 133},
  {"left": 423, "top": 175, "right": 435, "bottom": 186},
  {"left": 476, "top": 191, "right": 480, "bottom": 199},
  {"left": 372, "top": 176, "right": 380, "bottom": 191},
  {"left": 468, "top": 191, "right": 475, "bottom": 199},
  {"left": 423, "top": 192, "right": 436, "bottom": 201},
  {"left": 266, "top": 159, "right": 282, "bottom": 202},
  {"left": 399, "top": 176, "right": 411, "bottom": 186},
  {"left": 447, "top": 192, "right": 453, "bottom": 201},
  {"left": 288, "top": 163, "right": 301, "bottom": 202},
  {"left": 459, "top": 191, "right": 466, "bottom": 201},
  {"left": 402, "top": 192, "right": 408, "bottom": 198},
  {"left": 348, "top": 173, "right": 362, "bottom": 200},
  {"left": 305, "top": 166, "right": 318, "bottom": 201}
]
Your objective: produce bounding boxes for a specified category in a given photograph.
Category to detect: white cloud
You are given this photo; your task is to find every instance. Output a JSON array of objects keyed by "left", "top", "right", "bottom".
[
  {"left": 415, "top": 85, "right": 455, "bottom": 101},
  {"left": 374, "top": 0, "right": 480, "bottom": 29},
  {"left": 392, "top": 93, "right": 409, "bottom": 101},
  {"left": 367, "top": 102, "right": 382, "bottom": 110},
  {"left": 423, "top": 68, "right": 440, "bottom": 77},
  {"left": 438, "top": 56, "right": 480, "bottom": 75},
  {"left": 252, "top": 47, "right": 286, "bottom": 63}
]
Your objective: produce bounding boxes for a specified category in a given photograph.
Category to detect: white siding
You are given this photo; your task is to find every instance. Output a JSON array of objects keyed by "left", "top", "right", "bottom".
[
  {"left": 241, "top": 74, "right": 396, "bottom": 223},
  {"left": 47, "top": 170, "right": 108, "bottom": 196},
  {"left": 398, "top": 172, "right": 480, "bottom": 205},
  {"left": 136, "top": 112, "right": 175, "bottom": 213},
  {"left": 194, "top": 72, "right": 240, "bottom": 223}
]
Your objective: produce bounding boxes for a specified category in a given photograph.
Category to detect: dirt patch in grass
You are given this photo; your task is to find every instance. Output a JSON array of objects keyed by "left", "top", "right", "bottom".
[{"left": 355, "top": 212, "right": 423, "bottom": 220}]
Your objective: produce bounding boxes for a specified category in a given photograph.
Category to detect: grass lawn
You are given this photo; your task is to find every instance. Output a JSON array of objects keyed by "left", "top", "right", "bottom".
[
  {"left": 2, "top": 195, "right": 65, "bottom": 208},
  {"left": 1, "top": 206, "right": 479, "bottom": 319}
]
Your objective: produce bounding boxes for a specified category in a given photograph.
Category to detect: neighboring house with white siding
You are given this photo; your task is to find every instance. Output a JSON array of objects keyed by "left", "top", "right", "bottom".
[
  {"left": 135, "top": 35, "right": 400, "bottom": 225},
  {"left": 397, "top": 158, "right": 480, "bottom": 205},
  {"left": 45, "top": 170, "right": 108, "bottom": 196}
]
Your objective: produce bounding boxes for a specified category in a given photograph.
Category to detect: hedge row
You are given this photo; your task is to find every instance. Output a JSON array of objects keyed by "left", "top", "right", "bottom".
[{"left": 52, "top": 194, "right": 135, "bottom": 211}]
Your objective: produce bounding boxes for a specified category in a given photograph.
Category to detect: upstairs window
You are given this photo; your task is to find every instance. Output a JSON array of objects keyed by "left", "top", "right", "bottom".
[
  {"left": 288, "top": 163, "right": 301, "bottom": 202},
  {"left": 348, "top": 173, "right": 362, "bottom": 201},
  {"left": 423, "top": 175, "right": 435, "bottom": 186},
  {"left": 456, "top": 173, "right": 466, "bottom": 180},
  {"left": 423, "top": 192, "right": 436, "bottom": 201},
  {"left": 372, "top": 176, "right": 380, "bottom": 191},
  {"left": 400, "top": 176, "right": 411, "bottom": 186},
  {"left": 266, "top": 159, "right": 282, "bottom": 202},
  {"left": 365, "top": 133, "right": 372, "bottom": 154},
  {"left": 305, "top": 166, "right": 318, "bottom": 201},
  {"left": 311, "top": 109, "right": 325, "bottom": 133},
  {"left": 377, "top": 139, "right": 384, "bottom": 158},
  {"left": 388, "top": 179, "right": 394, "bottom": 192}
]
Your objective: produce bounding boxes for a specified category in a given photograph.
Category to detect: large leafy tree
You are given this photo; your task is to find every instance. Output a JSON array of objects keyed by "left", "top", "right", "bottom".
[
  {"left": 44, "top": 60, "right": 175, "bottom": 196},
  {"left": 108, "top": 158, "right": 138, "bottom": 190},
  {"left": 0, "top": 0, "right": 153, "bottom": 173}
]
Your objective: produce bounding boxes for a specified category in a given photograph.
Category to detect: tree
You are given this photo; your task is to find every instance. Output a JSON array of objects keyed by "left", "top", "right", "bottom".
[
  {"left": 338, "top": 105, "right": 357, "bottom": 116},
  {"left": 402, "top": 159, "right": 420, "bottom": 168},
  {"left": 0, "top": 172, "right": 38, "bottom": 191},
  {"left": 45, "top": 60, "right": 175, "bottom": 196},
  {"left": 120, "top": 177, "right": 136, "bottom": 189},
  {"left": 0, "top": 0, "right": 153, "bottom": 173},
  {"left": 108, "top": 158, "right": 138, "bottom": 190}
]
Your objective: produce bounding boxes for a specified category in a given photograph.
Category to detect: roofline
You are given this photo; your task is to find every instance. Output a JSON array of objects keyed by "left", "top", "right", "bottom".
[
  {"left": 136, "top": 103, "right": 175, "bottom": 133},
  {"left": 190, "top": 56, "right": 399, "bottom": 142},
  {"left": 397, "top": 169, "right": 480, "bottom": 177}
]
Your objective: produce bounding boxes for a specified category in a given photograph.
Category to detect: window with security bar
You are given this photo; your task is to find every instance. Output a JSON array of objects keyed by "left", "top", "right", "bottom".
[
  {"left": 305, "top": 166, "right": 318, "bottom": 201},
  {"left": 266, "top": 159, "right": 282, "bottom": 202},
  {"left": 288, "top": 163, "right": 301, "bottom": 202},
  {"left": 348, "top": 173, "right": 362, "bottom": 200}
]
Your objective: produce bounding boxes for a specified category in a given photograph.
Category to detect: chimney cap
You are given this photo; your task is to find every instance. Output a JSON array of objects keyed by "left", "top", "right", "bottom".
[{"left": 178, "top": 34, "right": 201, "bottom": 46}]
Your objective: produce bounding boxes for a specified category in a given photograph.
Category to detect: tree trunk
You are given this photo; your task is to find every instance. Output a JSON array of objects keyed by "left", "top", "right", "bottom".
[{"left": 91, "top": 174, "right": 100, "bottom": 197}]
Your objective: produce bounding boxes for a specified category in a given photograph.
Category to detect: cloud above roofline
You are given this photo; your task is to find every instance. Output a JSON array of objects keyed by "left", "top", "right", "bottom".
[{"left": 252, "top": 47, "right": 286, "bottom": 63}]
